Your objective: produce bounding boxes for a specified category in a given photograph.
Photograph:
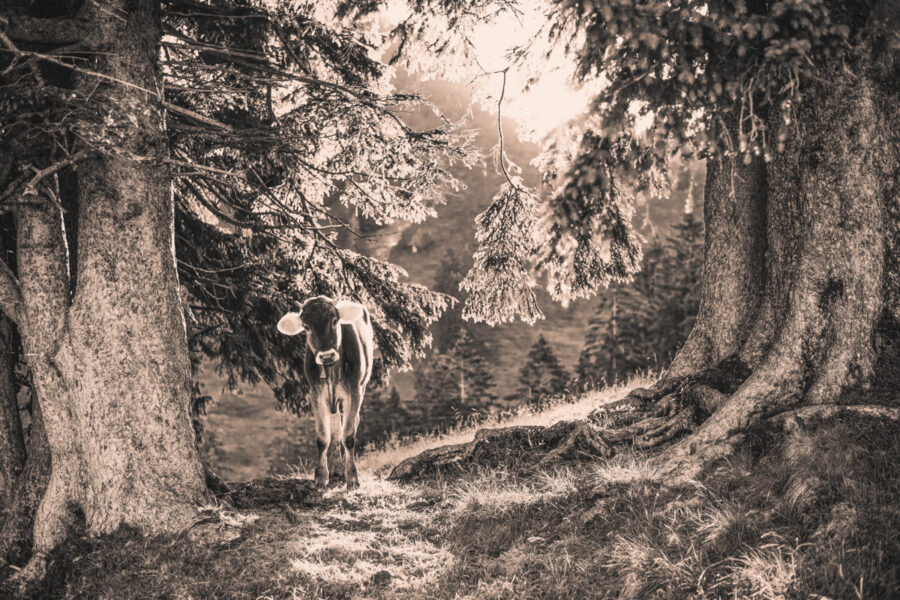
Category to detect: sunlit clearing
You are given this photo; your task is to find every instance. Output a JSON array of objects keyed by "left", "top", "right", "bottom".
[{"left": 287, "top": 478, "right": 454, "bottom": 593}]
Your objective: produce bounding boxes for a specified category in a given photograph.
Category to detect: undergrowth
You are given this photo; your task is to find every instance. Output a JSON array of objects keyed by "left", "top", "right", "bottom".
[{"left": 20, "top": 377, "right": 900, "bottom": 599}]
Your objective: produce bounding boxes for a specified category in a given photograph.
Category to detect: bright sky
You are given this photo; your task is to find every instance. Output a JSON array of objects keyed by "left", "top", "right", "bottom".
[
  {"left": 380, "top": 1, "right": 594, "bottom": 139},
  {"left": 465, "top": 6, "right": 593, "bottom": 139}
]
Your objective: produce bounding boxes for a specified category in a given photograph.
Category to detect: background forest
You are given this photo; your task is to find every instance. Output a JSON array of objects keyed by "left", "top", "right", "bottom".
[
  {"left": 198, "top": 71, "right": 706, "bottom": 479},
  {"left": 2, "top": 0, "right": 896, "bottom": 597}
]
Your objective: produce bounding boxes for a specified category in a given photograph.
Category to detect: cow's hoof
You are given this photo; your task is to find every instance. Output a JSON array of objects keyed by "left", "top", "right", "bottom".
[
  {"left": 314, "top": 467, "right": 329, "bottom": 491},
  {"left": 345, "top": 473, "right": 359, "bottom": 489}
]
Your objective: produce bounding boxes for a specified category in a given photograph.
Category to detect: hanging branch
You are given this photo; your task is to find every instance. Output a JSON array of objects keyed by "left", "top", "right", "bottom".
[
  {"left": 495, "top": 67, "right": 517, "bottom": 188},
  {"left": 459, "top": 64, "right": 543, "bottom": 325}
]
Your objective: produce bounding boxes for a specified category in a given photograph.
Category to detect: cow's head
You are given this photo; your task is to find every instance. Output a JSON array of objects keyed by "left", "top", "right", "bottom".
[{"left": 277, "top": 296, "right": 364, "bottom": 366}]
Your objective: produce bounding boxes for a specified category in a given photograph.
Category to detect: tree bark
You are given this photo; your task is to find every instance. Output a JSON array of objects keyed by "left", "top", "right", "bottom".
[
  {"left": 664, "top": 113, "right": 768, "bottom": 379},
  {"left": 597, "top": 70, "right": 897, "bottom": 476},
  {"left": 0, "top": 316, "right": 24, "bottom": 510},
  {"left": 0, "top": 392, "right": 50, "bottom": 567},
  {"left": 739, "top": 113, "right": 804, "bottom": 368}
]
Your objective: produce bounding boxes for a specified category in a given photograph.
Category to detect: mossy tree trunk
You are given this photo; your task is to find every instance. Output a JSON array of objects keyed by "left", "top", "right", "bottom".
[{"left": 599, "top": 71, "right": 899, "bottom": 476}]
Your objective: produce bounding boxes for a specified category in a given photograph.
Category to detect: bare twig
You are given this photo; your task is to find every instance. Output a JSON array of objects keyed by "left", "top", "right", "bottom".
[
  {"left": 495, "top": 67, "right": 517, "bottom": 189},
  {"left": 0, "top": 151, "right": 88, "bottom": 205},
  {"left": 162, "top": 102, "right": 233, "bottom": 132}
]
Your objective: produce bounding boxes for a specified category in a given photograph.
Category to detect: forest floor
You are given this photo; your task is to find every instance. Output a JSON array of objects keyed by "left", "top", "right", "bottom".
[{"left": 30, "top": 378, "right": 900, "bottom": 600}]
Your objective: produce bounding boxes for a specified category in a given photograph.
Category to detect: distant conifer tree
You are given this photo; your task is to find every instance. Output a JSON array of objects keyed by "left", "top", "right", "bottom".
[
  {"left": 577, "top": 211, "right": 704, "bottom": 387},
  {"left": 359, "top": 385, "right": 410, "bottom": 448},
  {"left": 518, "top": 335, "right": 570, "bottom": 408},
  {"left": 414, "top": 328, "right": 497, "bottom": 431},
  {"left": 431, "top": 249, "right": 469, "bottom": 352},
  {"left": 658, "top": 211, "right": 704, "bottom": 356}
]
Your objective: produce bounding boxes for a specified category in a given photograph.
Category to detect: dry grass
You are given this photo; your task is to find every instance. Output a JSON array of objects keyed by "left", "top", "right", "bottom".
[
  {"left": 34, "top": 377, "right": 900, "bottom": 600},
  {"left": 358, "top": 375, "right": 655, "bottom": 476},
  {"left": 724, "top": 538, "right": 803, "bottom": 600},
  {"left": 446, "top": 466, "right": 578, "bottom": 516}
]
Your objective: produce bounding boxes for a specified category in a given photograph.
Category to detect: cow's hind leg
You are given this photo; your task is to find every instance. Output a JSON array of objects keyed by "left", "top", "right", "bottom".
[
  {"left": 313, "top": 388, "right": 331, "bottom": 490},
  {"left": 341, "top": 386, "right": 364, "bottom": 489}
]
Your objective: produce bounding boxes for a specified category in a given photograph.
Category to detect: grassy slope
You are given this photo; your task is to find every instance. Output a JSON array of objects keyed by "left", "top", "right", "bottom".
[
  {"left": 44, "top": 378, "right": 900, "bottom": 600},
  {"left": 198, "top": 366, "right": 319, "bottom": 481}
]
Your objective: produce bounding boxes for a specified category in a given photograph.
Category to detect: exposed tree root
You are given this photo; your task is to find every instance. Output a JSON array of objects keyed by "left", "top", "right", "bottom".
[
  {"left": 584, "top": 358, "right": 747, "bottom": 456},
  {"left": 0, "top": 551, "right": 47, "bottom": 599},
  {"left": 540, "top": 422, "right": 614, "bottom": 465},
  {"left": 389, "top": 421, "right": 609, "bottom": 482},
  {"left": 203, "top": 464, "right": 232, "bottom": 496},
  {"left": 218, "top": 477, "right": 318, "bottom": 510},
  {"left": 770, "top": 405, "right": 900, "bottom": 429},
  {"left": 388, "top": 363, "right": 899, "bottom": 484}
]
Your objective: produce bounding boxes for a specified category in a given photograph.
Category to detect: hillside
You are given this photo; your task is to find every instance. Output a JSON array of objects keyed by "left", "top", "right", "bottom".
[{"left": 33, "top": 380, "right": 900, "bottom": 599}]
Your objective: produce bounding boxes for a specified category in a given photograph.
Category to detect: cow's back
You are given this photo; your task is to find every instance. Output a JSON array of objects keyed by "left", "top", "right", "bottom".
[{"left": 342, "top": 306, "right": 373, "bottom": 387}]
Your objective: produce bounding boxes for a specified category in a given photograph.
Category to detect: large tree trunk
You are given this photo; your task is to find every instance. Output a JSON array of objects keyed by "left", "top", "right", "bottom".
[
  {"left": 3, "top": 0, "right": 207, "bottom": 579},
  {"left": 665, "top": 113, "right": 768, "bottom": 379},
  {"left": 592, "top": 71, "right": 897, "bottom": 477}
]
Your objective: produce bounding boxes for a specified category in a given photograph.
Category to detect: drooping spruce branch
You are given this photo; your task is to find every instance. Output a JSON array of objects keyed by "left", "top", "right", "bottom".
[{"left": 460, "top": 65, "right": 543, "bottom": 324}]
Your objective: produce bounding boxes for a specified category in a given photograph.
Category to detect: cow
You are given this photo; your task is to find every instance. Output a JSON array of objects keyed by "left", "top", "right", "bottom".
[{"left": 277, "top": 296, "right": 374, "bottom": 489}]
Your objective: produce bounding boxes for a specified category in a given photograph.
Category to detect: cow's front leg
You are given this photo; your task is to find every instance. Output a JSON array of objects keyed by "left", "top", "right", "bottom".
[
  {"left": 341, "top": 385, "right": 364, "bottom": 489},
  {"left": 313, "top": 386, "right": 331, "bottom": 490}
]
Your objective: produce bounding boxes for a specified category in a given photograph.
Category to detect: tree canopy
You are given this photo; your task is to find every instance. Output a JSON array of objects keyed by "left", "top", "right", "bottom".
[
  {"left": 342, "top": 0, "right": 898, "bottom": 322},
  {"left": 0, "top": 0, "right": 488, "bottom": 412}
]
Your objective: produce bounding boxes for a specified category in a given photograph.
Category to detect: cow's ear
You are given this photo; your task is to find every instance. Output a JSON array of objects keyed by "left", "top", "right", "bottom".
[
  {"left": 277, "top": 312, "right": 304, "bottom": 336},
  {"left": 336, "top": 301, "right": 364, "bottom": 324}
]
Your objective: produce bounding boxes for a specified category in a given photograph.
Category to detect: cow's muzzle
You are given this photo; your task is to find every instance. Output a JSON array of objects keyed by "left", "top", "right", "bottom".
[{"left": 315, "top": 349, "right": 339, "bottom": 366}]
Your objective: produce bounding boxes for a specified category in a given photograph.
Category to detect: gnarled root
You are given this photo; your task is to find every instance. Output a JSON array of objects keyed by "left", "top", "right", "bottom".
[
  {"left": 540, "top": 422, "right": 614, "bottom": 465},
  {"left": 604, "top": 403, "right": 699, "bottom": 449},
  {"left": 770, "top": 404, "right": 900, "bottom": 430},
  {"left": 0, "top": 551, "right": 47, "bottom": 599},
  {"left": 587, "top": 365, "right": 738, "bottom": 454}
]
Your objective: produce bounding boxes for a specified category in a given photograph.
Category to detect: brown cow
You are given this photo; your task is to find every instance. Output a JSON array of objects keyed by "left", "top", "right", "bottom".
[{"left": 277, "top": 296, "right": 374, "bottom": 489}]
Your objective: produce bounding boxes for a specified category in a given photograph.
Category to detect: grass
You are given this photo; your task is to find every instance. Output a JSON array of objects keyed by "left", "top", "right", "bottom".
[
  {"left": 357, "top": 374, "right": 655, "bottom": 477},
  {"left": 31, "top": 376, "right": 900, "bottom": 599}
]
